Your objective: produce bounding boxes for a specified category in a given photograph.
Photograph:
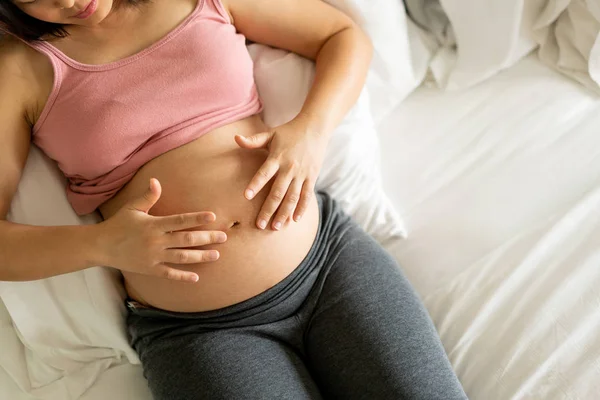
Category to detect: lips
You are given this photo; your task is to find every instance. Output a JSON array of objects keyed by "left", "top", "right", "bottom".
[{"left": 73, "top": 0, "right": 97, "bottom": 19}]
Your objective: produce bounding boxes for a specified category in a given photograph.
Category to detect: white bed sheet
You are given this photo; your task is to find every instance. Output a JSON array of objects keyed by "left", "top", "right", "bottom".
[
  {"left": 379, "top": 54, "right": 600, "bottom": 399},
  {"left": 2, "top": 54, "right": 600, "bottom": 400}
]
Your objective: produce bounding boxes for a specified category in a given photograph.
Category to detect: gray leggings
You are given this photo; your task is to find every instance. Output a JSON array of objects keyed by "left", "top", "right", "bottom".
[{"left": 125, "top": 192, "right": 467, "bottom": 400}]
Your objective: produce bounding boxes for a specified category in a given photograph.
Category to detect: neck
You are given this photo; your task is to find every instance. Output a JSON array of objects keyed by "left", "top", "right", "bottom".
[{"left": 66, "top": 0, "right": 143, "bottom": 38}]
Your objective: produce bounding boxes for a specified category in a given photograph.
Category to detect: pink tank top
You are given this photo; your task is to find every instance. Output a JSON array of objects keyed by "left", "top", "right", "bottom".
[{"left": 28, "top": 0, "right": 262, "bottom": 215}]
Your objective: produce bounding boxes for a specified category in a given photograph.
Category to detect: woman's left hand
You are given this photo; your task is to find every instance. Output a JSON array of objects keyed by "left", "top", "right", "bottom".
[{"left": 235, "top": 117, "right": 328, "bottom": 231}]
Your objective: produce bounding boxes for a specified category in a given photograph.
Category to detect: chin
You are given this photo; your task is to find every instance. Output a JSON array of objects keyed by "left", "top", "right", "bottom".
[{"left": 71, "top": 0, "right": 113, "bottom": 26}]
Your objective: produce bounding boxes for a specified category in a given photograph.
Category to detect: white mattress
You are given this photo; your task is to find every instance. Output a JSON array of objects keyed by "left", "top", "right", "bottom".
[
  {"left": 379, "top": 55, "right": 600, "bottom": 399},
  {"left": 2, "top": 54, "right": 600, "bottom": 400}
]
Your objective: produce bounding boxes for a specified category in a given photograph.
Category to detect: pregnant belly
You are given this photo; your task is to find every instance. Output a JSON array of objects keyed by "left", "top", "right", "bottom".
[{"left": 99, "top": 116, "right": 320, "bottom": 312}]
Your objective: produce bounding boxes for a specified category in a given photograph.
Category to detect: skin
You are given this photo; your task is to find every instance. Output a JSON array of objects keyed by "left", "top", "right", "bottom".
[{"left": 0, "top": 0, "right": 372, "bottom": 311}]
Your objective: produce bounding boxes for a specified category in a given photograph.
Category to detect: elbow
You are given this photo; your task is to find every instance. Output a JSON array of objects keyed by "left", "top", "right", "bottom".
[
  {"left": 346, "top": 22, "right": 373, "bottom": 65},
  {"left": 319, "top": 19, "right": 373, "bottom": 65}
]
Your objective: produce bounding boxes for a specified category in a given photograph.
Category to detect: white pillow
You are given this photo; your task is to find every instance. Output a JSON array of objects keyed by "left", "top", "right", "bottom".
[
  {"left": 2, "top": 147, "right": 139, "bottom": 399},
  {"left": 0, "top": 44, "right": 406, "bottom": 399},
  {"left": 325, "top": 0, "right": 431, "bottom": 121},
  {"left": 408, "top": 0, "right": 546, "bottom": 90},
  {"left": 533, "top": 0, "right": 600, "bottom": 93}
]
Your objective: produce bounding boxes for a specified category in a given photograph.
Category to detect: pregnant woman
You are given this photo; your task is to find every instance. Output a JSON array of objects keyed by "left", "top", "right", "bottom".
[{"left": 0, "top": 0, "right": 467, "bottom": 398}]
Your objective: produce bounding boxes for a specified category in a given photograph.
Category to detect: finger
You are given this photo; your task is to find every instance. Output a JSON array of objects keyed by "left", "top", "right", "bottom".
[
  {"left": 128, "top": 178, "right": 161, "bottom": 213},
  {"left": 165, "top": 231, "right": 227, "bottom": 248},
  {"left": 272, "top": 178, "right": 303, "bottom": 230},
  {"left": 256, "top": 173, "right": 294, "bottom": 230},
  {"left": 155, "top": 265, "right": 199, "bottom": 283},
  {"left": 234, "top": 132, "right": 274, "bottom": 149},
  {"left": 163, "top": 249, "right": 220, "bottom": 264},
  {"left": 157, "top": 212, "right": 216, "bottom": 232},
  {"left": 245, "top": 158, "right": 280, "bottom": 200},
  {"left": 294, "top": 180, "right": 315, "bottom": 222}
]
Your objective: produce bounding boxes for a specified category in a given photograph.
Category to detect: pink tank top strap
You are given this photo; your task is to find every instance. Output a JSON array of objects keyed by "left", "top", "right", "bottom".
[
  {"left": 16, "top": 0, "right": 222, "bottom": 72},
  {"left": 27, "top": 43, "right": 64, "bottom": 134},
  {"left": 204, "top": 0, "right": 233, "bottom": 24}
]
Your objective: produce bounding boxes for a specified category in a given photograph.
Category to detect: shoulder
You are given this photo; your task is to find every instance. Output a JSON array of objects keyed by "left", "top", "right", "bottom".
[
  {"left": 0, "top": 34, "right": 54, "bottom": 122},
  {"left": 0, "top": 35, "right": 32, "bottom": 98},
  {"left": 0, "top": 34, "right": 27, "bottom": 68},
  {"left": 0, "top": 34, "right": 46, "bottom": 79}
]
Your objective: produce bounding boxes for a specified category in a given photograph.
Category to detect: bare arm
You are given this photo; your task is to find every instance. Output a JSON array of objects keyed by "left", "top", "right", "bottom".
[
  {"left": 0, "top": 223, "right": 105, "bottom": 281},
  {"left": 0, "top": 39, "right": 104, "bottom": 281},
  {"left": 0, "top": 39, "right": 225, "bottom": 282},
  {"left": 225, "top": 0, "right": 372, "bottom": 230},
  {"left": 227, "top": 0, "right": 373, "bottom": 135}
]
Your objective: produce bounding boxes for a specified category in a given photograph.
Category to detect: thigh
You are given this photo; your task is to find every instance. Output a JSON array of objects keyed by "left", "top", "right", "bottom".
[
  {"left": 304, "top": 226, "right": 467, "bottom": 400},
  {"left": 139, "top": 329, "right": 324, "bottom": 400}
]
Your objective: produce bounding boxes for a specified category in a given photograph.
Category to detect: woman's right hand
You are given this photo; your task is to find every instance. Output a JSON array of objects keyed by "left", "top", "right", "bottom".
[{"left": 96, "top": 178, "right": 226, "bottom": 283}]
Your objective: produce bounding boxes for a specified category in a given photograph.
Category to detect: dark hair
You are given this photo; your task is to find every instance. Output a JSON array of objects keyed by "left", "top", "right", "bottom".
[{"left": 0, "top": 0, "right": 150, "bottom": 42}]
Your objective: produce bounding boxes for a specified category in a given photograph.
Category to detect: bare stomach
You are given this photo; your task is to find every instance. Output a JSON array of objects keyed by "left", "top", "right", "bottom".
[{"left": 99, "top": 115, "right": 319, "bottom": 312}]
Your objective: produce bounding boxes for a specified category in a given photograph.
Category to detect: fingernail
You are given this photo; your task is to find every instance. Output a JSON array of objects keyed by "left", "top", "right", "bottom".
[
  {"left": 258, "top": 220, "right": 267, "bottom": 229},
  {"left": 191, "top": 275, "right": 199, "bottom": 282},
  {"left": 295, "top": 215, "right": 302, "bottom": 222},
  {"left": 245, "top": 189, "right": 254, "bottom": 200},
  {"left": 218, "top": 233, "right": 227, "bottom": 242},
  {"left": 209, "top": 251, "right": 220, "bottom": 260},
  {"left": 274, "top": 222, "right": 282, "bottom": 230},
  {"left": 204, "top": 213, "right": 216, "bottom": 222}
]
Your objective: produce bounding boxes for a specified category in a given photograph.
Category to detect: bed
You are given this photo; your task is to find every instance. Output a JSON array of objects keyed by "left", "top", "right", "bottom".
[
  {"left": 2, "top": 1, "right": 600, "bottom": 399},
  {"left": 380, "top": 54, "right": 600, "bottom": 399}
]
